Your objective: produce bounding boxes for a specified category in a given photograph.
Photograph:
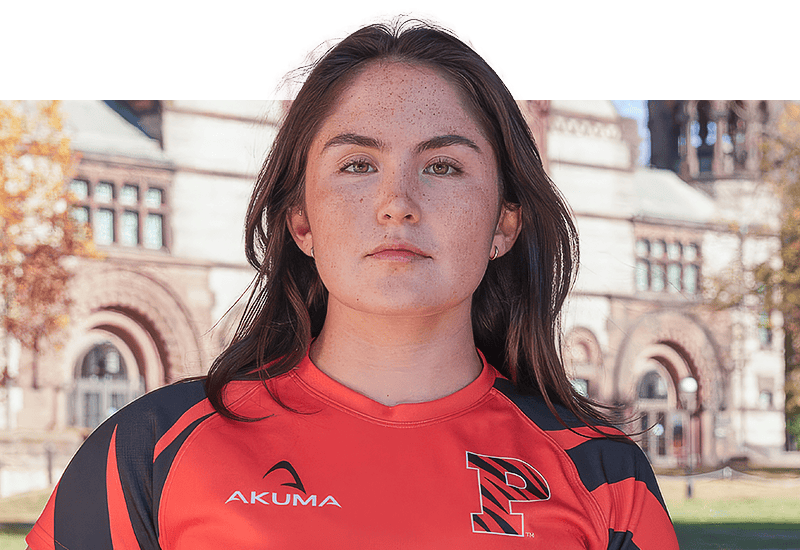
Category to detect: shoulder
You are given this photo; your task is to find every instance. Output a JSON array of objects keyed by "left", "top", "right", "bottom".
[
  {"left": 491, "top": 377, "right": 662, "bottom": 498},
  {"left": 491, "top": 376, "right": 616, "bottom": 435},
  {"left": 116, "top": 379, "right": 210, "bottom": 427},
  {"left": 103, "top": 380, "right": 211, "bottom": 441},
  {"left": 67, "top": 379, "right": 213, "bottom": 468},
  {"left": 42, "top": 379, "right": 216, "bottom": 548},
  {"left": 492, "top": 376, "right": 676, "bottom": 547}
]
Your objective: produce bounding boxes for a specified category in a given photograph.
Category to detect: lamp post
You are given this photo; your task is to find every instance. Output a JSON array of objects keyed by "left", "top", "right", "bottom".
[{"left": 679, "top": 376, "right": 698, "bottom": 499}]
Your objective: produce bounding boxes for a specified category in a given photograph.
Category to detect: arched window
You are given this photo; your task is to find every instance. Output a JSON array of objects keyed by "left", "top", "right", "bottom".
[
  {"left": 728, "top": 101, "right": 748, "bottom": 170},
  {"left": 72, "top": 340, "right": 144, "bottom": 429},
  {"left": 79, "top": 341, "right": 127, "bottom": 380},
  {"left": 637, "top": 368, "right": 671, "bottom": 458},
  {"left": 638, "top": 370, "right": 669, "bottom": 400},
  {"left": 696, "top": 101, "right": 715, "bottom": 173}
]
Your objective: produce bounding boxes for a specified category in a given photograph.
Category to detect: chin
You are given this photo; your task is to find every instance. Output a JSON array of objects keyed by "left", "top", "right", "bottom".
[{"left": 350, "top": 290, "right": 467, "bottom": 318}]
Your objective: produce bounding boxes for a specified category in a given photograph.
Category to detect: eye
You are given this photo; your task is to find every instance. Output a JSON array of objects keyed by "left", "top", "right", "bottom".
[
  {"left": 341, "top": 159, "right": 376, "bottom": 174},
  {"left": 423, "top": 158, "right": 461, "bottom": 176}
]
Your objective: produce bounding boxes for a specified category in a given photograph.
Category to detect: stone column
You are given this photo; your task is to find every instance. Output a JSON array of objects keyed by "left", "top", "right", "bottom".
[
  {"left": 711, "top": 100, "right": 728, "bottom": 177},
  {"left": 682, "top": 101, "right": 699, "bottom": 180}
]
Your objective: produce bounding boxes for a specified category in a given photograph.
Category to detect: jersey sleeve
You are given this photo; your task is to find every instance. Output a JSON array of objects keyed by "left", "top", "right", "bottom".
[
  {"left": 490, "top": 377, "right": 680, "bottom": 550},
  {"left": 26, "top": 380, "right": 211, "bottom": 550},
  {"left": 567, "top": 436, "right": 679, "bottom": 550}
]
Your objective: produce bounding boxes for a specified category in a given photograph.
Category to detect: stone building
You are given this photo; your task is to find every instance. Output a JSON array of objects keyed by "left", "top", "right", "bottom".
[
  {"left": 0, "top": 99, "right": 794, "bottom": 497},
  {"left": 0, "top": 101, "right": 279, "bottom": 497},
  {"left": 538, "top": 100, "right": 788, "bottom": 470}
]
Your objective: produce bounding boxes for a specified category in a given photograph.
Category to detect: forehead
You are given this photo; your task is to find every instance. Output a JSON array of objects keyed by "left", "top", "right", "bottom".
[{"left": 312, "top": 61, "right": 488, "bottom": 146}]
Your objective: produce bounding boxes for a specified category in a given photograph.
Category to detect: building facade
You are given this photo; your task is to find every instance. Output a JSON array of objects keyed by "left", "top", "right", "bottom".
[
  {"left": 0, "top": 101, "right": 279, "bottom": 497},
  {"left": 539, "top": 100, "right": 788, "bottom": 470},
  {"left": 0, "top": 99, "right": 795, "bottom": 497}
]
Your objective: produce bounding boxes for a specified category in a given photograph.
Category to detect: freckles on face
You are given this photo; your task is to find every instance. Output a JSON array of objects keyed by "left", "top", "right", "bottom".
[{"left": 299, "top": 61, "right": 503, "bottom": 316}]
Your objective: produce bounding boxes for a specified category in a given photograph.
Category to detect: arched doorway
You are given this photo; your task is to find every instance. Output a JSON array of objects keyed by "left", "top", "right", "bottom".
[
  {"left": 71, "top": 336, "right": 144, "bottom": 430},
  {"left": 635, "top": 361, "right": 690, "bottom": 467},
  {"left": 613, "top": 310, "right": 722, "bottom": 467}
]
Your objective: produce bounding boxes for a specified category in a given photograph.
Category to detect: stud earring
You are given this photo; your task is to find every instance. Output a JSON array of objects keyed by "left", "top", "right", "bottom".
[{"left": 490, "top": 246, "right": 499, "bottom": 261}]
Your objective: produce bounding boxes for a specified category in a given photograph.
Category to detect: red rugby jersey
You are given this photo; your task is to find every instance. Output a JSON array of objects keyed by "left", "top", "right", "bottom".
[{"left": 28, "top": 353, "right": 678, "bottom": 549}]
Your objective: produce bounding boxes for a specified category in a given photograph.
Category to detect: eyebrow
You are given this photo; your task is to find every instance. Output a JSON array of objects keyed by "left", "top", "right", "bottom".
[
  {"left": 415, "top": 134, "right": 481, "bottom": 154},
  {"left": 322, "top": 133, "right": 482, "bottom": 154},
  {"left": 323, "top": 133, "right": 385, "bottom": 151}
]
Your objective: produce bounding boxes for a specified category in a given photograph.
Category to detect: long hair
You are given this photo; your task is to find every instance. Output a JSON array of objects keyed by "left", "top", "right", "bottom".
[{"left": 205, "top": 20, "right": 605, "bottom": 426}]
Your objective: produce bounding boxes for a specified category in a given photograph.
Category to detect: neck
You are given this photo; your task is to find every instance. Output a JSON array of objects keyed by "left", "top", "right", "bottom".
[{"left": 309, "top": 299, "right": 483, "bottom": 406}]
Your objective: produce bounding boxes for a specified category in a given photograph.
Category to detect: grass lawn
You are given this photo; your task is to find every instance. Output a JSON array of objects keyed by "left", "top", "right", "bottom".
[
  {"left": 2, "top": 476, "right": 799, "bottom": 549},
  {"left": 0, "top": 488, "right": 49, "bottom": 550},
  {"left": 0, "top": 526, "right": 29, "bottom": 550},
  {"left": 660, "top": 475, "right": 800, "bottom": 549}
]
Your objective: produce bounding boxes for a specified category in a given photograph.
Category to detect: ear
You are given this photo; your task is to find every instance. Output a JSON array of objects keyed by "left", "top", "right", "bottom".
[
  {"left": 491, "top": 203, "right": 522, "bottom": 258},
  {"left": 287, "top": 206, "right": 314, "bottom": 256}
]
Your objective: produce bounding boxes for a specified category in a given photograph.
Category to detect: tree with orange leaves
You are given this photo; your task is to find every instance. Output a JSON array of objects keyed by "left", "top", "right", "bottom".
[
  {"left": 0, "top": 100, "right": 93, "bottom": 390},
  {"left": 757, "top": 102, "right": 800, "bottom": 450}
]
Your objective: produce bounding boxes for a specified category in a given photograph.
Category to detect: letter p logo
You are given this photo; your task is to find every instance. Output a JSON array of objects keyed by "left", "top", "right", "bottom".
[{"left": 466, "top": 452, "right": 550, "bottom": 536}]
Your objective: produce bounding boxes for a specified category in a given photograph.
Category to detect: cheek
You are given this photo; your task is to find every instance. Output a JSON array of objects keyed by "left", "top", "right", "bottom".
[
  {"left": 305, "top": 182, "right": 358, "bottom": 244},
  {"left": 435, "top": 197, "right": 499, "bottom": 286},
  {"left": 438, "top": 186, "right": 500, "bottom": 245},
  {"left": 310, "top": 211, "right": 354, "bottom": 256}
]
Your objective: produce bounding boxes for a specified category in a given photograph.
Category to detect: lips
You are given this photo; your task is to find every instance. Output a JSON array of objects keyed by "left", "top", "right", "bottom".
[{"left": 367, "top": 242, "right": 431, "bottom": 260}]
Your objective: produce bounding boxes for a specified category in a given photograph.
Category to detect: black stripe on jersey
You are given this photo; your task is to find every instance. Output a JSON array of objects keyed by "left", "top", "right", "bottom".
[
  {"left": 468, "top": 453, "right": 507, "bottom": 484},
  {"left": 493, "top": 377, "right": 667, "bottom": 511},
  {"left": 492, "top": 457, "right": 549, "bottom": 500},
  {"left": 480, "top": 484, "right": 507, "bottom": 515},
  {"left": 493, "top": 378, "right": 594, "bottom": 430},
  {"left": 473, "top": 515, "right": 491, "bottom": 533},
  {"left": 567, "top": 438, "right": 667, "bottom": 510},
  {"left": 53, "top": 418, "right": 116, "bottom": 549},
  {"left": 152, "top": 411, "right": 216, "bottom": 535},
  {"left": 607, "top": 529, "right": 640, "bottom": 550},
  {"left": 487, "top": 477, "right": 520, "bottom": 505},
  {"left": 482, "top": 504, "right": 518, "bottom": 535},
  {"left": 49, "top": 380, "right": 208, "bottom": 550},
  {"left": 110, "top": 380, "right": 209, "bottom": 549}
]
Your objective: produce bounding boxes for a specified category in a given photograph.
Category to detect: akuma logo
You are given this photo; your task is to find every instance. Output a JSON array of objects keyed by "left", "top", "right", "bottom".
[
  {"left": 466, "top": 451, "right": 550, "bottom": 536},
  {"left": 225, "top": 460, "right": 342, "bottom": 508},
  {"left": 264, "top": 460, "right": 306, "bottom": 492}
]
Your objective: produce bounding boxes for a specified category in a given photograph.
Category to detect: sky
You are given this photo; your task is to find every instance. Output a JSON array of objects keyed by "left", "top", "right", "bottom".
[{"left": 613, "top": 100, "right": 650, "bottom": 166}]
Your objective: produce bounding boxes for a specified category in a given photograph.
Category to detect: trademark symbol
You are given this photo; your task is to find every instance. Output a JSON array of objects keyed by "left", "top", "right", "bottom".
[{"left": 525, "top": 532, "right": 535, "bottom": 538}]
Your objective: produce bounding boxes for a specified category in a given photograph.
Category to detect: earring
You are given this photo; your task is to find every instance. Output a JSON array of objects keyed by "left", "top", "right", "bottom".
[
  {"left": 490, "top": 246, "right": 499, "bottom": 261},
  {"left": 310, "top": 247, "right": 315, "bottom": 258}
]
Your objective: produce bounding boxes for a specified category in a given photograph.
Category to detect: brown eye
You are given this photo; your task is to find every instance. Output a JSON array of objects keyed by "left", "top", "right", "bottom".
[
  {"left": 425, "top": 162, "right": 456, "bottom": 176},
  {"left": 343, "top": 160, "right": 375, "bottom": 174}
]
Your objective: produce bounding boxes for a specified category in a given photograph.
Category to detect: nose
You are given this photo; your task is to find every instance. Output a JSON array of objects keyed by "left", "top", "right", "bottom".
[{"left": 377, "top": 167, "right": 420, "bottom": 224}]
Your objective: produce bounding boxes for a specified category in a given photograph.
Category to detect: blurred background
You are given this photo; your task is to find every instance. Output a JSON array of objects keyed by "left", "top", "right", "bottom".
[{"left": 3, "top": 97, "right": 799, "bottom": 491}]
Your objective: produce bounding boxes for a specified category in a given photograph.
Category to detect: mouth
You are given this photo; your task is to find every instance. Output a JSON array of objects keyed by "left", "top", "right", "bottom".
[{"left": 367, "top": 242, "right": 431, "bottom": 261}]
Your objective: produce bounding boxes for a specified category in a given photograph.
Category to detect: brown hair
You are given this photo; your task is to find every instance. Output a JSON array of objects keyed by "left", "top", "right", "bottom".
[{"left": 205, "top": 20, "right": 606, "bottom": 426}]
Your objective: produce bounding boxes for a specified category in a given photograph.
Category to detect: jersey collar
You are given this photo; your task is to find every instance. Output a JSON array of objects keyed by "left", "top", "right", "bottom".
[{"left": 289, "top": 349, "right": 499, "bottom": 425}]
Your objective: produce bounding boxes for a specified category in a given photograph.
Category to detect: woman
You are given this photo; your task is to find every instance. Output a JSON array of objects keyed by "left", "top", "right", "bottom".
[{"left": 28, "top": 21, "right": 678, "bottom": 550}]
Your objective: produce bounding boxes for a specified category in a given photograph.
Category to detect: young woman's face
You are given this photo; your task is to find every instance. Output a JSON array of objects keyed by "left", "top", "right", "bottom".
[{"left": 290, "top": 61, "right": 520, "bottom": 319}]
